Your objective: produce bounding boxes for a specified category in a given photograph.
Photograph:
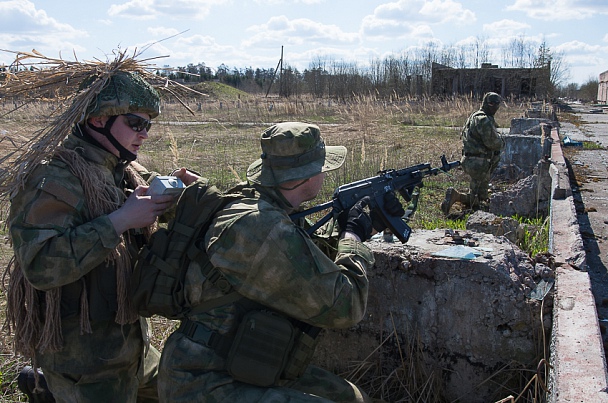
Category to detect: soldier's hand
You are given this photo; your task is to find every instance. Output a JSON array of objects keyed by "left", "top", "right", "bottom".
[
  {"left": 383, "top": 191, "right": 406, "bottom": 217},
  {"left": 342, "top": 196, "right": 373, "bottom": 242},
  {"left": 109, "top": 186, "right": 174, "bottom": 234},
  {"left": 172, "top": 167, "right": 200, "bottom": 186},
  {"left": 370, "top": 191, "right": 405, "bottom": 232}
]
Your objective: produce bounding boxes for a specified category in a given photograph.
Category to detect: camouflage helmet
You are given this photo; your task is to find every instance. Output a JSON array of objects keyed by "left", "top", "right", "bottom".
[
  {"left": 247, "top": 122, "right": 346, "bottom": 186},
  {"left": 482, "top": 92, "right": 502, "bottom": 108},
  {"left": 84, "top": 71, "right": 160, "bottom": 119}
]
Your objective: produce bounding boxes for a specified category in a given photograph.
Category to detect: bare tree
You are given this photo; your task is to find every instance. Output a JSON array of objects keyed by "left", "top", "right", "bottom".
[
  {"left": 502, "top": 35, "right": 536, "bottom": 68},
  {"left": 535, "top": 40, "right": 570, "bottom": 88},
  {"left": 579, "top": 77, "right": 599, "bottom": 102}
]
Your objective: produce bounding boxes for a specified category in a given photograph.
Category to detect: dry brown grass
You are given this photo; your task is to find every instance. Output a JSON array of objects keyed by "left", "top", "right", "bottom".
[{"left": 0, "top": 94, "right": 536, "bottom": 402}]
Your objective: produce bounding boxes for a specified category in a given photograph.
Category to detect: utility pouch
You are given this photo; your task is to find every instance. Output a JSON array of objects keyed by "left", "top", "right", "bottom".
[
  {"left": 282, "top": 329, "right": 320, "bottom": 380},
  {"left": 226, "top": 310, "right": 295, "bottom": 387}
]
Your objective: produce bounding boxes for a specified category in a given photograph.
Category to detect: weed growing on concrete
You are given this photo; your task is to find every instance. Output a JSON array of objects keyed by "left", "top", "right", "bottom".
[{"left": 516, "top": 216, "right": 550, "bottom": 257}]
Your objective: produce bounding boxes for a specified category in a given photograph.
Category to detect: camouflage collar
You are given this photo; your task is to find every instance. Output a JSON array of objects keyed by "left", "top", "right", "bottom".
[{"left": 64, "top": 131, "right": 127, "bottom": 177}]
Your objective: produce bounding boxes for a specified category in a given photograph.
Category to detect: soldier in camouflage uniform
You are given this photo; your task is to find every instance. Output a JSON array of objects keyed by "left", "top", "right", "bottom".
[
  {"left": 158, "top": 122, "right": 405, "bottom": 402},
  {"left": 441, "top": 92, "right": 504, "bottom": 215},
  {"left": 6, "top": 71, "right": 198, "bottom": 402}
]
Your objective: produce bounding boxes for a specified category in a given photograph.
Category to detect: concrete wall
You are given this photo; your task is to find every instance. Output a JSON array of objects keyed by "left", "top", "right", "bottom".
[
  {"left": 499, "top": 134, "right": 543, "bottom": 179},
  {"left": 313, "top": 231, "right": 550, "bottom": 402},
  {"left": 490, "top": 117, "right": 554, "bottom": 181},
  {"left": 598, "top": 70, "right": 608, "bottom": 104},
  {"left": 546, "top": 125, "right": 608, "bottom": 402},
  {"left": 431, "top": 62, "right": 552, "bottom": 98}
]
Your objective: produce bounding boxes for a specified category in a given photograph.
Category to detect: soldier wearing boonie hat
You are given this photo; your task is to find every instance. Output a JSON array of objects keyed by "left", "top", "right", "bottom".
[
  {"left": 158, "top": 122, "right": 402, "bottom": 402},
  {"left": 441, "top": 92, "right": 505, "bottom": 215}
]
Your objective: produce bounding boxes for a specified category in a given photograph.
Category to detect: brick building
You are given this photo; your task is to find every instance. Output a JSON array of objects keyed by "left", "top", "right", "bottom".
[{"left": 431, "top": 62, "right": 552, "bottom": 98}]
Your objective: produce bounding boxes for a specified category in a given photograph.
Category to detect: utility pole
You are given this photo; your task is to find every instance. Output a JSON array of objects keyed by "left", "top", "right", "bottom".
[{"left": 266, "top": 46, "right": 283, "bottom": 98}]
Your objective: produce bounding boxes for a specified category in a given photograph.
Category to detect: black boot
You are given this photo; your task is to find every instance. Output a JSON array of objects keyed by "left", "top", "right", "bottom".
[{"left": 17, "top": 366, "right": 55, "bottom": 403}]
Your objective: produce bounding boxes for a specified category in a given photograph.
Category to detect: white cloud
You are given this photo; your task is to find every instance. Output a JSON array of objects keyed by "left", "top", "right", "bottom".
[
  {"left": 0, "top": 0, "right": 85, "bottom": 36},
  {"left": 483, "top": 19, "right": 531, "bottom": 37},
  {"left": 362, "top": 0, "right": 473, "bottom": 40},
  {"left": 0, "top": 0, "right": 87, "bottom": 61},
  {"left": 373, "top": 0, "right": 420, "bottom": 19},
  {"left": 372, "top": 0, "right": 475, "bottom": 23},
  {"left": 244, "top": 16, "right": 359, "bottom": 48},
  {"left": 419, "top": 0, "right": 476, "bottom": 24},
  {"left": 506, "top": 0, "right": 608, "bottom": 20},
  {"left": 108, "top": 0, "right": 228, "bottom": 20},
  {"left": 108, "top": 0, "right": 156, "bottom": 20},
  {"left": 254, "top": 0, "right": 324, "bottom": 3},
  {"left": 361, "top": 13, "right": 434, "bottom": 41},
  {"left": 148, "top": 26, "right": 181, "bottom": 38},
  {"left": 555, "top": 39, "right": 603, "bottom": 54}
]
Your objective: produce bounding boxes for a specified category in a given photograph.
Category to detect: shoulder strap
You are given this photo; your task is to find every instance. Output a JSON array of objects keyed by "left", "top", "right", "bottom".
[{"left": 183, "top": 183, "right": 255, "bottom": 316}]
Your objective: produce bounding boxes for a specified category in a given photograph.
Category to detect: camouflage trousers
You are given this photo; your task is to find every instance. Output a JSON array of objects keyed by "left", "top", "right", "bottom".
[
  {"left": 158, "top": 332, "right": 371, "bottom": 402},
  {"left": 461, "top": 155, "right": 500, "bottom": 205},
  {"left": 42, "top": 343, "right": 160, "bottom": 403}
]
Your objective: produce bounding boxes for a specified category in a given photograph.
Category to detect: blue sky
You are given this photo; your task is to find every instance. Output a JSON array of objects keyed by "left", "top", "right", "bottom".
[{"left": 1, "top": 0, "right": 607, "bottom": 86}]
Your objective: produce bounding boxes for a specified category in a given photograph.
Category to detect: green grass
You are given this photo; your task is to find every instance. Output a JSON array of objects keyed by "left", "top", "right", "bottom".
[
  {"left": 582, "top": 140, "right": 605, "bottom": 150},
  {"left": 190, "top": 82, "right": 252, "bottom": 101}
]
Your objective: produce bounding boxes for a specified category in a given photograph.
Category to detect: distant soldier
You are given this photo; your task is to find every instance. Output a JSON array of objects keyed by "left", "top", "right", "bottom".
[{"left": 441, "top": 92, "right": 504, "bottom": 215}]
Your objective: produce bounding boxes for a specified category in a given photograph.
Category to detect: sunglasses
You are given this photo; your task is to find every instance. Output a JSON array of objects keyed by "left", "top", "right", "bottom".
[{"left": 123, "top": 113, "right": 152, "bottom": 132}]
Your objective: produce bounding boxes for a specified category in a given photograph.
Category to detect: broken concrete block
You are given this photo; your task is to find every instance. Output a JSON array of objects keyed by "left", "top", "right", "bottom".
[{"left": 312, "top": 229, "right": 552, "bottom": 402}]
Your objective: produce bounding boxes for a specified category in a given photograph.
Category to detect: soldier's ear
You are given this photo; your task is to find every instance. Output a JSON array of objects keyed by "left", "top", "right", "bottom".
[{"left": 88, "top": 116, "right": 108, "bottom": 128}]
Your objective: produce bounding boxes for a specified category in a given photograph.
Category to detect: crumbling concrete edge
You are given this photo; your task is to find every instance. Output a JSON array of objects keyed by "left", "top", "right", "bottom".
[{"left": 548, "top": 126, "right": 608, "bottom": 402}]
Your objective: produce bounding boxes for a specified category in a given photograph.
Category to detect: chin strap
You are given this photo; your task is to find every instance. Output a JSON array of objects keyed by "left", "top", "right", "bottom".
[{"left": 87, "top": 116, "right": 137, "bottom": 161}]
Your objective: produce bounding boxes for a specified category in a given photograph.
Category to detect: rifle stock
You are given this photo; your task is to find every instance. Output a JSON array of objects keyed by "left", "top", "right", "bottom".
[{"left": 290, "top": 155, "right": 460, "bottom": 243}]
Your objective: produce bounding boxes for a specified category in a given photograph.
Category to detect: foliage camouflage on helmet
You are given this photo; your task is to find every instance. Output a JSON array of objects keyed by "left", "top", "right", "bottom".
[{"left": 85, "top": 71, "right": 160, "bottom": 119}]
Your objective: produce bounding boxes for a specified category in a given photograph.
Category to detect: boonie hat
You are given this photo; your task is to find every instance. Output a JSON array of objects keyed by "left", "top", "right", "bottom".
[{"left": 247, "top": 122, "right": 346, "bottom": 186}]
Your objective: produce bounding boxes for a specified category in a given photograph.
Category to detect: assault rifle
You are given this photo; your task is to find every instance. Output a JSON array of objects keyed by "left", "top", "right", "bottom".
[{"left": 290, "top": 155, "right": 460, "bottom": 243}]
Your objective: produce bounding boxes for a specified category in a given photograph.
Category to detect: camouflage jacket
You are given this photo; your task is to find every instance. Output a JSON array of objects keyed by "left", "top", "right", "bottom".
[
  {"left": 184, "top": 185, "right": 375, "bottom": 345},
  {"left": 461, "top": 109, "right": 504, "bottom": 157},
  {"left": 9, "top": 133, "right": 152, "bottom": 373}
]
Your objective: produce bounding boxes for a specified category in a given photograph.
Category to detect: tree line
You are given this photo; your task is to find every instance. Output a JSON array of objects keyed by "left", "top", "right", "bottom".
[{"left": 161, "top": 37, "right": 572, "bottom": 100}]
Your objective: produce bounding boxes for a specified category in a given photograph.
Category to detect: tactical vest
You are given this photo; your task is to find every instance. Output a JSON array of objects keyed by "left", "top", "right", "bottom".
[{"left": 130, "top": 179, "right": 322, "bottom": 386}]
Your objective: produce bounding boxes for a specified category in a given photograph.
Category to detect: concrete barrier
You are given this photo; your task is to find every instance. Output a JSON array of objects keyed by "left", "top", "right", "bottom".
[{"left": 548, "top": 125, "right": 608, "bottom": 402}]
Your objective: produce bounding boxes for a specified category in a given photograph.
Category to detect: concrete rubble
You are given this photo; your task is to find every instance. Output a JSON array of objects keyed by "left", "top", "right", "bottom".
[{"left": 313, "top": 230, "right": 553, "bottom": 402}]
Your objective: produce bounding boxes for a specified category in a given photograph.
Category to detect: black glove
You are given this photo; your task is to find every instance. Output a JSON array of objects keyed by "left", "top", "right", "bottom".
[
  {"left": 383, "top": 191, "right": 406, "bottom": 217},
  {"left": 370, "top": 191, "right": 406, "bottom": 232},
  {"left": 342, "top": 196, "right": 373, "bottom": 241}
]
